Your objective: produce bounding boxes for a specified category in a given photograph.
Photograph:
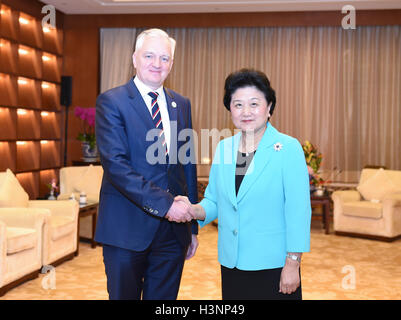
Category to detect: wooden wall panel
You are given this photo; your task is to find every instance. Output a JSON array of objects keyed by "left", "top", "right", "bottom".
[
  {"left": 62, "top": 25, "right": 99, "bottom": 165},
  {"left": 0, "top": 0, "right": 65, "bottom": 199},
  {"left": 63, "top": 10, "right": 401, "bottom": 29},
  {"left": 2, "top": 0, "right": 64, "bottom": 28}
]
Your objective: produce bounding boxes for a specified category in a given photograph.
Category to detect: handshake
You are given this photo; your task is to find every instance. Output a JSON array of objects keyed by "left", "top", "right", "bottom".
[{"left": 165, "top": 196, "right": 205, "bottom": 223}]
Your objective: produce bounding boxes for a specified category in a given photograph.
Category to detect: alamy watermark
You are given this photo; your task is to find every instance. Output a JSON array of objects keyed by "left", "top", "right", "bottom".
[
  {"left": 341, "top": 265, "right": 356, "bottom": 290},
  {"left": 41, "top": 265, "right": 56, "bottom": 290},
  {"left": 145, "top": 123, "right": 256, "bottom": 174},
  {"left": 41, "top": 4, "right": 56, "bottom": 29},
  {"left": 341, "top": 5, "right": 356, "bottom": 30}
]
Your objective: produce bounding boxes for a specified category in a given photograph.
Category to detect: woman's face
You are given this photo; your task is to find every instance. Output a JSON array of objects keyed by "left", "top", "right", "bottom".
[{"left": 230, "top": 86, "right": 271, "bottom": 134}]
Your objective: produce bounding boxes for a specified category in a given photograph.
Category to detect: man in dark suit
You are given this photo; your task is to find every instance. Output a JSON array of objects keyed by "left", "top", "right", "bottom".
[{"left": 95, "top": 29, "right": 198, "bottom": 300}]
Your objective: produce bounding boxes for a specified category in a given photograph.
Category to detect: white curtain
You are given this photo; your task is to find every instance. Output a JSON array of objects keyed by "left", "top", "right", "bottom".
[
  {"left": 99, "top": 26, "right": 401, "bottom": 177},
  {"left": 99, "top": 28, "right": 138, "bottom": 93}
]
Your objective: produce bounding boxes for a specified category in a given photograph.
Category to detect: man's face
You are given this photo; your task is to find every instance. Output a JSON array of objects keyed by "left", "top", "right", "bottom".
[{"left": 132, "top": 36, "right": 174, "bottom": 90}]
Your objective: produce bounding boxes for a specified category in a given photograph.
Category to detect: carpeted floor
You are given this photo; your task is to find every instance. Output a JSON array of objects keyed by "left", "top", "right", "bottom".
[{"left": 1, "top": 220, "right": 401, "bottom": 300}]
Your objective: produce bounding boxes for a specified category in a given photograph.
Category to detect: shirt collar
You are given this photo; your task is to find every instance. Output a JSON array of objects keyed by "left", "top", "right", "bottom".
[{"left": 133, "top": 76, "right": 164, "bottom": 99}]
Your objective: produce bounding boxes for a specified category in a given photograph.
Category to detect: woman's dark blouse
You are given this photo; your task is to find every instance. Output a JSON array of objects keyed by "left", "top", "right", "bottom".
[{"left": 235, "top": 150, "right": 256, "bottom": 195}]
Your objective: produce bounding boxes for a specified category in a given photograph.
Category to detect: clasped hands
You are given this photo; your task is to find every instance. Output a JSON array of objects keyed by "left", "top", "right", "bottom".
[{"left": 165, "top": 195, "right": 200, "bottom": 223}]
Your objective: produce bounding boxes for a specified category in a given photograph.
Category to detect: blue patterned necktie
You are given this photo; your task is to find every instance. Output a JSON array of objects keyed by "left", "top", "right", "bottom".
[{"left": 148, "top": 91, "right": 168, "bottom": 155}]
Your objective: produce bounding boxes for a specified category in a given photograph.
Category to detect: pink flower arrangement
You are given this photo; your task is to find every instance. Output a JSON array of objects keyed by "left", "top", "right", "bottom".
[
  {"left": 74, "top": 106, "right": 95, "bottom": 127},
  {"left": 74, "top": 107, "right": 96, "bottom": 150},
  {"left": 46, "top": 178, "right": 58, "bottom": 192}
]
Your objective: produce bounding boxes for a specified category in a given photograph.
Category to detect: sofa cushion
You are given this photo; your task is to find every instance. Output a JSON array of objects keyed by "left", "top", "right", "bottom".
[
  {"left": 0, "top": 169, "right": 29, "bottom": 208},
  {"left": 357, "top": 168, "right": 400, "bottom": 201},
  {"left": 6, "top": 227, "right": 37, "bottom": 254},
  {"left": 50, "top": 216, "right": 75, "bottom": 241},
  {"left": 343, "top": 201, "right": 383, "bottom": 219},
  {"left": 73, "top": 165, "right": 103, "bottom": 196}
]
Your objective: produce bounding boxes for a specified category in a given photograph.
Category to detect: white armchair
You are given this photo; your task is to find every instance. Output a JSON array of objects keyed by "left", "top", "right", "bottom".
[
  {"left": 28, "top": 200, "right": 79, "bottom": 265},
  {"left": 332, "top": 168, "right": 401, "bottom": 241},
  {"left": 58, "top": 165, "right": 103, "bottom": 203},
  {"left": 0, "top": 169, "right": 79, "bottom": 267},
  {"left": 0, "top": 208, "right": 48, "bottom": 296},
  {"left": 58, "top": 165, "right": 103, "bottom": 239}
]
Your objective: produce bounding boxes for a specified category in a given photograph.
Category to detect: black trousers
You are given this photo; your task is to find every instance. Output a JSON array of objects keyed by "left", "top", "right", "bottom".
[{"left": 221, "top": 265, "right": 302, "bottom": 300}]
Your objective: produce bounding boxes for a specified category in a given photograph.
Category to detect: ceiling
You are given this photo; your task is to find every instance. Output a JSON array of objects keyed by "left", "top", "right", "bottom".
[{"left": 39, "top": 0, "right": 401, "bottom": 14}]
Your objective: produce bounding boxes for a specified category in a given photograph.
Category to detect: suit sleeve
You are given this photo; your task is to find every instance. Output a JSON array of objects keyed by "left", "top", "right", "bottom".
[
  {"left": 183, "top": 98, "right": 199, "bottom": 234},
  {"left": 96, "top": 92, "right": 174, "bottom": 218},
  {"left": 282, "top": 138, "right": 312, "bottom": 252},
  {"left": 198, "top": 142, "right": 221, "bottom": 227}
]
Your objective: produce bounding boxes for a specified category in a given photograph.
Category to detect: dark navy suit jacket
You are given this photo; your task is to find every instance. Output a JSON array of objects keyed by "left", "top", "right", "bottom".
[{"left": 94, "top": 79, "right": 198, "bottom": 251}]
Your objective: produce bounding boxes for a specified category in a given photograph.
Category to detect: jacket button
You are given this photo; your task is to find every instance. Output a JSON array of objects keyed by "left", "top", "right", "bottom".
[{"left": 233, "top": 230, "right": 238, "bottom": 236}]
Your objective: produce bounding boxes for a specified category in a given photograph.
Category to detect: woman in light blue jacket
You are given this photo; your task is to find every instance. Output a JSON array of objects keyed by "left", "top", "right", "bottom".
[{"left": 179, "top": 69, "right": 311, "bottom": 300}]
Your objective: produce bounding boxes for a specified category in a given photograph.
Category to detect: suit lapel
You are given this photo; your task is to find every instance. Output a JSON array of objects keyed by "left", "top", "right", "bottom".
[
  {"left": 223, "top": 133, "right": 241, "bottom": 209},
  {"left": 164, "top": 88, "right": 177, "bottom": 167},
  {"left": 126, "top": 79, "right": 155, "bottom": 130},
  {"left": 236, "top": 123, "right": 280, "bottom": 203},
  {"left": 164, "top": 88, "right": 177, "bottom": 124}
]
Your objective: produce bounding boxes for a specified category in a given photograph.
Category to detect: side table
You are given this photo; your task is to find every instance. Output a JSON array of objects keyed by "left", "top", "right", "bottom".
[
  {"left": 75, "top": 201, "right": 99, "bottom": 256},
  {"left": 311, "top": 194, "right": 332, "bottom": 234},
  {"left": 72, "top": 160, "right": 101, "bottom": 166}
]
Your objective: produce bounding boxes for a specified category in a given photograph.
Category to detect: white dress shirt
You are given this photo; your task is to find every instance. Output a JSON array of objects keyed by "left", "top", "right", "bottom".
[{"left": 133, "top": 76, "right": 171, "bottom": 153}]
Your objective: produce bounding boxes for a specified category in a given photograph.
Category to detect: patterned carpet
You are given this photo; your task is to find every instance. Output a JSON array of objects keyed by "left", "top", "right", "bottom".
[{"left": 1, "top": 220, "right": 401, "bottom": 300}]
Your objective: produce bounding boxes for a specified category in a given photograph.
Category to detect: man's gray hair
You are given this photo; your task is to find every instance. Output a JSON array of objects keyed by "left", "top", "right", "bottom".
[{"left": 135, "top": 28, "right": 176, "bottom": 58}]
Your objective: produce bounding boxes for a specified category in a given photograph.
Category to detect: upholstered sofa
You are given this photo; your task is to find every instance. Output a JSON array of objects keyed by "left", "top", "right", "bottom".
[
  {"left": 331, "top": 168, "right": 401, "bottom": 241},
  {"left": 0, "top": 169, "right": 79, "bottom": 266},
  {"left": 57, "top": 165, "right": 103, "bottom": 238}
]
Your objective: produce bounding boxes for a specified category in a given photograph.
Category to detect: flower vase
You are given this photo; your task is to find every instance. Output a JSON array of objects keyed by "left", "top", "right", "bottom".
[
  {"left": 48, "top": 189, "right": 56, "bottom": 200},
  {"left": 81, "top": 141, "right": 99, "bottom": 162},
  {"left": 315, "top": 186, "right": 325, "bottom": 196}
]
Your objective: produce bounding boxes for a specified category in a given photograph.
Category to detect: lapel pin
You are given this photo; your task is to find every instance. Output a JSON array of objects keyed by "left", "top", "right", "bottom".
[
  {"left": 171, "top": 101, "right": 177, "bottom": 108},
  {"left": 274, "top": 142, "right": 283, "bottom": 151}
]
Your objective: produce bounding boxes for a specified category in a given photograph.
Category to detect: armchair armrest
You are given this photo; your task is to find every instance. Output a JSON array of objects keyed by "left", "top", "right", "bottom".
[
  {"left": 382, "top": 193, "right": 401, "bottom": 207},
  {"left": 28, "top": 200, "right": 79, "bottom": 221},
  {"left": 331, "top": 190, "right": 361, "bottom": 203},
  {"left": 0, "top": 208, "right": 50, "bottom": 228}
]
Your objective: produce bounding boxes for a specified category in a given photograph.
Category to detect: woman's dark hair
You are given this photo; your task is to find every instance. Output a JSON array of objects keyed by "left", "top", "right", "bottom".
[{"left": 223, "top": 68, "right": 276, "bottom": 115}]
